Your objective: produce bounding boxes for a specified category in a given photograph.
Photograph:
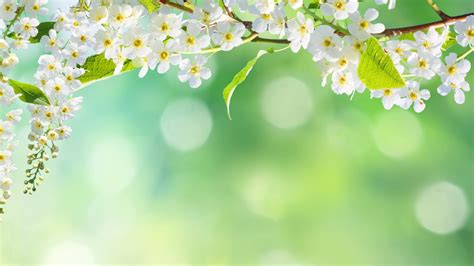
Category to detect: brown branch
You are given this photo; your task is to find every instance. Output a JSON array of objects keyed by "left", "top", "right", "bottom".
[{"left": 380, "top": 12, "right": 474, "bottom": 37}]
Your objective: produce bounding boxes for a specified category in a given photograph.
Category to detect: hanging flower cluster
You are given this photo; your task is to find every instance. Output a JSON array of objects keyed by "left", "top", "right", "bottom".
[{"left": 0, "top": 0, "right": 473, "bottom": 216}]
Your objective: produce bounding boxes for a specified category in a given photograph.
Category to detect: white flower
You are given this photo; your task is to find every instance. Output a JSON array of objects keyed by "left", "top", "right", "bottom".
[
  {"left": 150, "top": 12, "right": 183, "bottom": 40},
  {"left": 178, "top": 56, "right": 212, "bottom": 88},
  {"left": 0, "top": 150, "right": 12, "bottom": 166},
  {"left": 407, "top": 51, "right": 441, "bottom": 80},
  {"left": 268, "top": 6, "right": 286, "bottom": 37},
  {"left": 454, "top": 15, "right": 474, "bottom": 47},
  {"left": 192, "top": 0, "right": 223, "bottom": 26},
  {"left": 413, "top": 27, "right": 445, "bottom": 56},
  {"left": 38, "top": 54, "right": 62, "bottom": 74},
  {"left": 308, "top": 25, "right": 342, "bottom": 61},
  {"left": 24, "top": 0, "right": 48, "bottom": 17},
  {"left": 46, "top": 77, "right": 70, "bottom": 100},
  {"left": 178, "top": 21, "right": 210, "bottom": 52},
  {"left": 375, "top": 0, "right": 396, "bottom": 10},
  {"left": 13, "top": 17, "right": 40, "bottom": 39},
  {"left": 5, "top": 109, "right": 22, "bottom": 123},
  {"left": 321, "top": 0, "right": 359, "bottom": 20},
  {"left": 109, "top": 4, "right": 133, "bottom": 28},
  {"left": 0, "top": 0, "right": 17, "bottom": 21},
  {"left": 71, "top": 27, "right": 97, "bottom": 47},
  {"left": 122, "top": 30, "right": 152, "bottom": 59},
  {"left": 437, "top": 80, "right": 470, "bottom": 104},
  {"left": 371, "top": 88, "right": 402, "bottom": 109},
  {"left": 287, "top": 0, "right": 303, "bottom": 10},
  {"left": 384, "top": 40, "right": 412, "bottom": 63},
  {"left": 94, "top": 29, "right": 118, "bottom": 58},
  {"left": 40, "top": 29, "right": 62, "bottom": 54},
  {"left": 63, "top": 67, "right": 84, "bottom": 90},
  {"left": 286, "top": 12, "right": 314, "bottom": 53},
  {"left": 400, "top": 81, "right": 430, "bottom": 113},
  {"left": 56, "top": 125, "right": 72, "bottom": 140},
  {"left": 331, "top": 70, "right": 357, "bottom": 95},
  {"left": 58, "top": 97, "right": 83, "bottom": 121},
  {"left": 250, "top": 0, "right": 276, "bottom": 33},
  {"left": 212, "top": 22, "right": 245, "bottom": 51},
  {"left": 328, "top": 46, "right": 358, "bottom": 73},
  {"left": 348, "top": 9, "right": 385, "bottom": 40},
  {"left": 438, "top": 53, "right": 471, "bottom": 83},
  {"left": 148, "top": 40, "right": 182, "bottom": 74},
  {"left": 62, "top": 43, "right": 89, "bottom": 66},
  {"left": 89, "top": 5, "right": 109, "bottom": 24},
  {"left": 0, "top": 120, "right": 13, "bottom": 141}
]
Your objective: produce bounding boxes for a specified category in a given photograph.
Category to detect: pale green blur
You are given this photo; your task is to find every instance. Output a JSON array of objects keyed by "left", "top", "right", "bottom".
[{"left": 1, "top": 0, "right": 473, "bottom": 265}]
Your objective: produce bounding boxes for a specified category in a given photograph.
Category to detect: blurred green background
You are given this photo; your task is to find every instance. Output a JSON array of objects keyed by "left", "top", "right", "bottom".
[{"left": 1, "top": 0, "right": 473, "bottom": 265}]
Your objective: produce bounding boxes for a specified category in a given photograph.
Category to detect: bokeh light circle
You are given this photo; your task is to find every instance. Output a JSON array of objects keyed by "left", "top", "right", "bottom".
[
  {"left": 42, "top": 240, "right": 95, "bottom": 265},
  {"left": 372, "top": 110, "right": 423, "bottom": 158},
  {"left": 160, "top": 98, "right": 213, "bottom": 152},
  {"left": 260, "top": 76, "right": 314, "bottom": 129},
  {"left": 415, "top": 181, "right": 469, "bottom": 234},
  {"left": 88, "top": 136, "right": 138, "bottom": 194}
]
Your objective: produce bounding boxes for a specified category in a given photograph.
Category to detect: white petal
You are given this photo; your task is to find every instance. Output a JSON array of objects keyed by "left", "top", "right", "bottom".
[
  {"left": 364, "top": 8, "right": 379, "bottom": 21},
  {"left": 454, "top": 89, "right": 465, "bottom": 104}
]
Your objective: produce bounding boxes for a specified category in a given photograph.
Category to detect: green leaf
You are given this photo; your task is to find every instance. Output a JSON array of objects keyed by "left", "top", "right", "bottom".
[
  {"left": 223, "top": 49, "right": 272, "bottom": 119},
  {"left": 357, "top": 37, "right": 406, "bottom": 90},
  {"left": 78, "top": 54, "right": 135, "bottom": 83},
  {"left": 138, "top": 0, "right": 160, "bottom": 13},
  {"left": 8, "top": 79, "right": 50, "bottom": 105},
  {"left": 29, "top": 22, "right": 55, "bottom": 44}
]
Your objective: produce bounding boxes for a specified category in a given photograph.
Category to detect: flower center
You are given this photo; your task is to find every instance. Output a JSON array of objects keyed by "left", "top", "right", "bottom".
[
  {"left": 467, "top": 29, "right": 474, "bottom": 37},
  {"left": 335, "top": 1, "right": 345, "bottom": 10},
  {"left": 359, "top": 21, "right": 369, "bottom": 29},
  {"left": 61, "top": 106, "right": 70, "bottom": 113},
  {"left": 323, "top": 38, "right": 332, "bottom": 47},
  {"left": 298, "top": 25, "right": 307, "bottom": 35},
  {"left": 133, "top": 39, "right": 143, "bottom": 48},
  {"left": 418, "top": 60, "right": 427, "bottom": 69},
  {"left": 338, "top": 58, "right": 347, "bottom": 67},
  {"left": 383, "top": 89, "right": 392, "bottom": 96},
  {"left": 104, "top": 39, "right": 112, "bottom": 47},
  {"left": 71, "top": 51, "right": 79, "bottom": 58},
  {"left": 262, "top": 13, "right": 271, "bottom": 20},
  {"left": 161, "top": 23, "right": 169, "bottom": 32},
  {"left": 448, "top": 65, "right": 457, "bottom": 75},
  {"left": 224, "top": 33, "right": 234, "bottom": 41},
  {"left": 190, "top": 66, "right": 200, "bottom": 74},
  {"left": 409, "top": 91, "right": 418, "bottom": 100},
  {"left": 160, "top": 51, "right": 169, "bottom": 60},
  {"left": 116, "top": 14, "right": 124, "bottom": 22},
  {"left": 339, "top": 76, "right": 347, "bottom": 85},
  {"left": 186, "top": 36, "right": 196, "bottom": 45}
]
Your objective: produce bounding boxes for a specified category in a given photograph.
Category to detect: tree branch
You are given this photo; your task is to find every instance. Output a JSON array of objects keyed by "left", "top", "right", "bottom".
[{"left": 379, "top": 12, "right": 474, "bottom": 37}]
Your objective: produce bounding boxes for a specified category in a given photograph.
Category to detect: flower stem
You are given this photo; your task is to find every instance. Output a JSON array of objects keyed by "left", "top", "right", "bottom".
[{"left": 457, "top": 47, "right": 474, "bottom": 61}]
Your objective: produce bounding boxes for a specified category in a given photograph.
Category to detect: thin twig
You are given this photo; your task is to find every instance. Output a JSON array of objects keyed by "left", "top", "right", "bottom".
[
  {"left": 380, "top": 12, "right": 474, "bottom": 37},
  {"left": 425, "top": 0, "right": 450, "bottom": 20}
]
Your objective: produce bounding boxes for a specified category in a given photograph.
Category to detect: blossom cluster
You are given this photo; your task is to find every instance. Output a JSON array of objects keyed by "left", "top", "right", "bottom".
[
  {"left": 0, "top": 0, "right": 473, "bottom": 215},
  {"left": 1, "top": 0, "right": 47, "bottom": 213}
]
